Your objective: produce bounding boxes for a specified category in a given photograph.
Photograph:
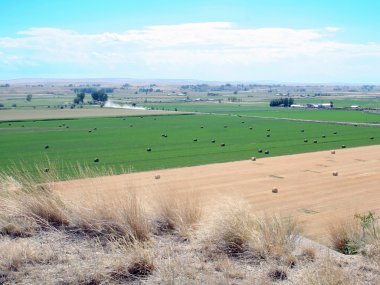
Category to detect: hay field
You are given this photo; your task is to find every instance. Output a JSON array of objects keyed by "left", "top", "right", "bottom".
[
  {"left": 55, "top": 145, "right": 380, "bottom": 242},
  {"left": 0, "top": 108, "right": 178, "bottom": 121}
]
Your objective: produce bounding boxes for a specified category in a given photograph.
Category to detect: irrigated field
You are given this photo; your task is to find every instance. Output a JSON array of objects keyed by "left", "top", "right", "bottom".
[
  {"left": 145, "top": 103, "right": 380, "bottom": 123},
  {"left": 0, "top": 113, "right": 379, "bottom": 178}
]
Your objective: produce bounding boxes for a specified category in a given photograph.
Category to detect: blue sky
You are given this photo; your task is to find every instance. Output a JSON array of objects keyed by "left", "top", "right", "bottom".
[{"left": 1, "top": 0, "right": 380, "bottom": 83}]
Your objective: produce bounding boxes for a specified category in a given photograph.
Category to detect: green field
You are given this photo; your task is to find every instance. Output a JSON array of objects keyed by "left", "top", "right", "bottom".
[
  {"left": 0, "top": 113, "right": 379, "bottom": 179},
  {"left": 145, "top": 103, "right": 380, "bottom": 123}
]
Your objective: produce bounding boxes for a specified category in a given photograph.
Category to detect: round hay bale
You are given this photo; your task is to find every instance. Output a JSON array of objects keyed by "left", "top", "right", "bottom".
[
  {"left": 193, "top": 138, "right": 198, "bottom": 142},
  {"left": 93, "top": 128, "right": 97, "bottom": 131},
  {"left": 211, "top": 139, "right": 216, "bottom": 143},
  {"left": 332, "top": 171, "right": 338, "bottom": 176},
  {"left": 272, "top": 187, "right": 278, "bottom": 193},
  {"left": 224, "top": 125, "right": 228, "bottom": 128},
  {"left": 241, "top": 121, "right": 245, "bottom": 124},
  {"left": 155, "top": 175, "right": 160, "bottom": 180},
  {"left": 43, "top": 168, "right": 49, "bottom": 173},
  {"left": 341, "top": 145, "right": 346, "bottom": 149},
  {"left": 130, "top": 125, "right": 133, "bottom": 127},
  {"left": 258, "top": 149, "right": 263, "bottom": 153},
  {"left": 304, "top": 139, "right": 308, "bottom": 143},
  {"left": 249, "top": 127, "right": 253, "bottom": 130},
  {"left": 220, "top": 143, "right": 225, "bottom": 147},
  {"left": 333, "top": 131, "right": 337, "bottom": 134},
  {"left": 66, "top": 126, "right": 69, "bottom": 128},
  {"left": 313, "top": 140, "right": 318, "bottom": 143},
  {"left": 266, "top": 134, "right": 271, "bottom": 137},
  {"left": 94, "top": 158, "right": 99, "bottom": 163},
  {"left": 88, "top": 130, "right": 92, "bottom": 133},
  {"left": 200, "top": 126, "right": 204, "bottom": 128},
  {"left": 21, "top": 125, "right": 24, "bottom": 128},
  {"left": 146, "top": 148, "right": 152, "bottom": 152},
  {"left": 123, "top": 118, "right": 126, "bottom": 120},
  {"left": 370, "top": 137, "right": 374, "bottom": 140},
  {"left": 264, "top": 150, "right": 269, "bottom": 154},
  {"left": 267, "top": 129, "right": 270, "bottom": 132},
  {"left": 322, "top": 135, "right": 326, "bottom": 138},
  {"left": 301, "top": 129, "right": 304, "bottom": 132},
  {"left": 331, "top": 150, "right": 336, "bottom": 154},
  {"left": 251, "top": 157, "right": 256, "bottom": 161},
  {"left": 44, "top": 145, "right": 49, "bottom": 149}
]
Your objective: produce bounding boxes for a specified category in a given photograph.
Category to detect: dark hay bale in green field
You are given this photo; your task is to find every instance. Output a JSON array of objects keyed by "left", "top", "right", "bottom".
[
  {"left": 301, "top": 129, "right": 304, "bottom": 132},
  {"left": 249, "top": 127, "right": 253, "bottom": 130},
  {"left": 224, "top": 125, "right": 228, "bottom": 128},
  {"left": 241, "top": 121, "right": 245, "bottom": 124},
  {"left": 88, "top": 130, "right": 92, "bottom": 133},
  {"left": 304, "top": 139, "right": 308, "bottom": 143},
  {"left": 146, "top": 148, "right": 152, "bottom": 152},
  {"left": 267, "top": 129, "right": 270, "bottom": 132},
  {"left": 21, "top": 125, "right": 24, "bottom": 127},
  {"left": 220, "top": 143, "right": 225, "bottom": 147},
  {"left": 123, "top": 118, "right": 126, "bottom": 120},
  {"left": 94, "top": 158, "right": 99, "bottom": 163},
  {"left": 93, "top": 128, "right": 97, "bottom": 131},
  {"left": 66, "top": 126, "right": 69, "bottom": 128},
  {"left": 130, "top": 125, "right": 133, "bottom": 127},
  {"left": 258, "top": 149, "right": 263, "bottom": 153},
  {"left": 58, "top": 125, "right": 62, "bottom": 128},
  {"left": 8, "top": 123, "right": 11, "bottom": 126},
  {"left": 322, "top": 135, "right": 326, "bottom": 138},
  {"left": 333, "top": 131, "right": 337, "bottom": 134},
  {"left": 200, "top": 126, "right": 204, "bottom": 128},
  {"left": 313, "top": 140, "right": 318, "bottom": 143},
  {"left": 140, "top": 116, "right": 143, "bottom": 118},
  {"left": 193, "top": 138, "right": 198, "bottom": 142},
  {"left": 44, "top": 145, "right": 49, "bottom": 149},
  {"left": 264, "top": 150, "right": 269, "bottom": 154},
  {"left": 211, "top": 139, "right": 216, "bottom": 143},
  {"left": 341, "top": 145, "right": 346, "bottom": 148},
  {"left": 154, "top": 118, "right": 157, "bottom": 120},
  {"left": 266, "top": 134, "right": 271, "bottom": 137},
  {"left": 370, "top": 137, "right": 374, "bottom": 140},
  {"left": 43, "top": 168, "right": 49, "bottom": 173},
  {"left": 354, "top": 124, "right": 358, "bottom": 127}
]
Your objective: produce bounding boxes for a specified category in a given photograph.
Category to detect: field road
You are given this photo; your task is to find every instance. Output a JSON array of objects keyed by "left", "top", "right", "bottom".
[{"left": 55, "top": 145, "right": 380, "bottom": 243}]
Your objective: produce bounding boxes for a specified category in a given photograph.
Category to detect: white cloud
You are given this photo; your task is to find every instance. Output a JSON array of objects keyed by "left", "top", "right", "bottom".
[{"left": 0, "top": 22, "right": 379, "bottom": 82}]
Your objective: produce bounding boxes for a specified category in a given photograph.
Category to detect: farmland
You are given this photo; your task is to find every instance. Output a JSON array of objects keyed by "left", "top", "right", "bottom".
[
  {"left": 144, "top": 102, "right": 380, "bottom": 123},
  {"left": 0, "top": 113, "right": 379, "bottom": 179}
]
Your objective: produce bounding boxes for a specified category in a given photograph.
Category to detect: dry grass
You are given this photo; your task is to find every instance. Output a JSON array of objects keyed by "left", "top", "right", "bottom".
[
  {"left": 328, "top": 217, "right": 362, "bottom": 254},
  {"left": 67, "top": 190, "right": 151, "bottom": 242},
  {"left": 155, "top": 192, "right": 202, "bottom": 239},
  {"left": 301, "top": 257, "right": 359, "bottom": 285},
  {"left": 206, "top": 200, "right": 300, "bottom": 259},
  {"left": 0, "top": 239, "right": 57, "bottom": 273}
]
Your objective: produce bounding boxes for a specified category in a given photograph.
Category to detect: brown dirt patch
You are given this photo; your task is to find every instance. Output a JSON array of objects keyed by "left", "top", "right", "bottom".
[{"left": 0, "top": 108, "right": 181, "bottom": 121}]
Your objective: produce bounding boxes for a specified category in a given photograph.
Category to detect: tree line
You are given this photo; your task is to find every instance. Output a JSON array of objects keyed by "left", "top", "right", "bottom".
[{"left": 269, "top": 98, "right": 294, "bottom": 107}]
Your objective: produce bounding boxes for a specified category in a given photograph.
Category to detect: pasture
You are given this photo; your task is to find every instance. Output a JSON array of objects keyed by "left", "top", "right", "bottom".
[{"left": 0, "top": 113, "right": 378, "bottom": 179}]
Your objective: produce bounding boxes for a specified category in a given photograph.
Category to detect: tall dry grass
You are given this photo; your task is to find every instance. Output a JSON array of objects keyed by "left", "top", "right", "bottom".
[
  {"left": 206, "top": 200, "right": 300, "bottom": 259},
  {"left": 155, "top": 192, "right": 202, "bottom": 238}
]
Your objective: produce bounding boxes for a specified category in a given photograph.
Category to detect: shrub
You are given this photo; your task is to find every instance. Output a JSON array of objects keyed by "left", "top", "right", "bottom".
[{"left": 328, "top": 218, "right": 361, "bottom": 255}]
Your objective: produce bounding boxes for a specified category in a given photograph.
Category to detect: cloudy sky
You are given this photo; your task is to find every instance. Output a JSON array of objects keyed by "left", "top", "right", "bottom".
[{"left": 1, "top": 0, "right": 380, "bottom": 83}]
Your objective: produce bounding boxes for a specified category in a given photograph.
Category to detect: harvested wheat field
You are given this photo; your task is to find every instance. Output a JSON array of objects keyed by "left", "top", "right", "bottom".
[
  {"left": 56, "top": 145, "right": 380, "bottom": 243},
  {"left": 0, "top": 108, "right": 180, "bottom": 121}
]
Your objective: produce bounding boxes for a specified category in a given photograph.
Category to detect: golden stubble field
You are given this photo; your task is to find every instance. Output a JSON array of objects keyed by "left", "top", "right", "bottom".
[{"left": 55, "top": 145, "right": 380, "bottom": 243}]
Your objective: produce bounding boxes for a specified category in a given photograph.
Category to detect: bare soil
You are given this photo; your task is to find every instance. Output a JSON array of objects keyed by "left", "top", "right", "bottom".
[
  {"left": 0, "top": 108, "right": 180, "bottom": 121},
  {"left": 55, "top": 145, "right": 380, "bottom": 243}
]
